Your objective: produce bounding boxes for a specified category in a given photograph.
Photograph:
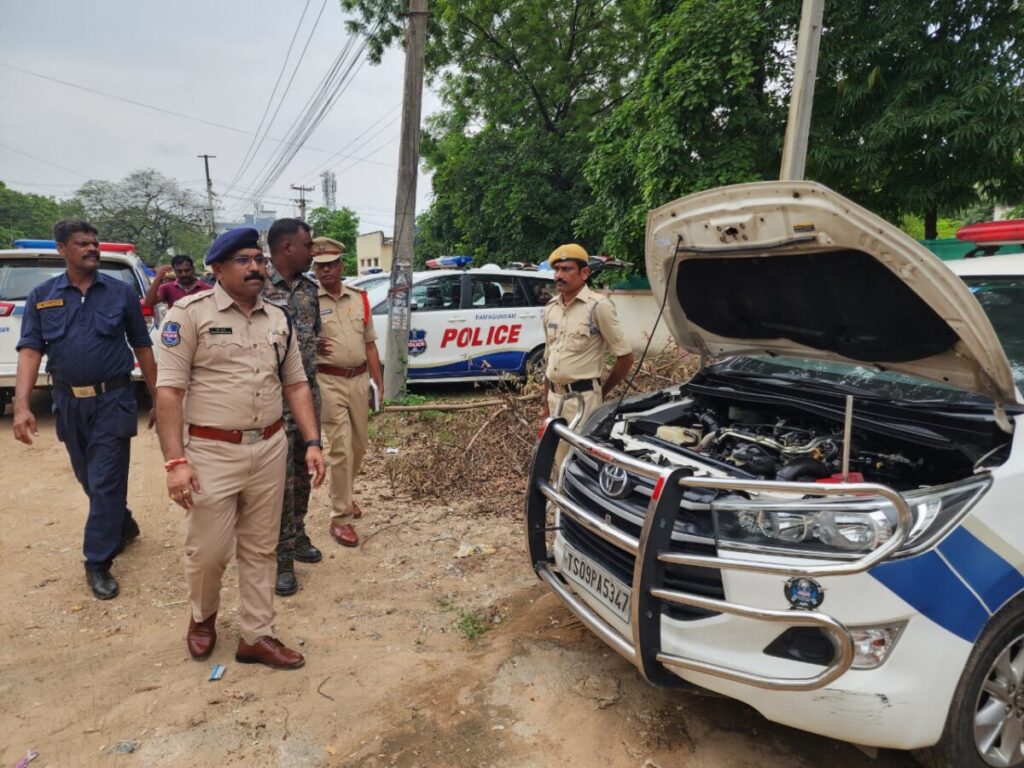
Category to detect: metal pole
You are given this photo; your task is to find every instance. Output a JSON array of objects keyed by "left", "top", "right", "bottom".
[
  {"left": 779, "top": 0, "right": 825, "bottom": 181},
  {"left": 383, "top": 0, "right": 428, "bottom": 401},
  {"left": 291, "top": 184, "right": 314, "bottom": 221},
  {"left": 198, "top": 154, "right": 217, "bottom": 239}
]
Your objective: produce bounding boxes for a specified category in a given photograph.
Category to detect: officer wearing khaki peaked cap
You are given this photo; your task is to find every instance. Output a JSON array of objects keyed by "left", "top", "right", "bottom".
[
  {"left": 155, "top": 227, "right": 325, "bottom": 670},
  {"left": 311, "top": 237, "right": 383, "bottom": 548},
  {"left": 541, "top": 243, "right": 634, "bottom": 466}
]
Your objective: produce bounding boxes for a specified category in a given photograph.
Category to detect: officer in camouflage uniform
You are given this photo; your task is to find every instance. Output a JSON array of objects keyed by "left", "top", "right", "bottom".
[{"left": 263, "top": 218, "right": 322, "bottom": 595}]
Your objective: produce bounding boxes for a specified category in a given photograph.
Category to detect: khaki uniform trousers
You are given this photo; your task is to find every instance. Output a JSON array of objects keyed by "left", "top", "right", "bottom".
[
  {"left": 318, "top": 371, "right": 369, "bottom": 522},
  {"left": 183, "top": 429, "right": 287, "bottom": 645},
  {"left": 547, "top": 384, "right": 603, "bottom": 469}
]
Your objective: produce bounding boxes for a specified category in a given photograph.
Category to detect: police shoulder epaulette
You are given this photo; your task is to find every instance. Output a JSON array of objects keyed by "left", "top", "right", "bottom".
[{"left": 174, "top": 289, "right": 215, "bottom": 309}]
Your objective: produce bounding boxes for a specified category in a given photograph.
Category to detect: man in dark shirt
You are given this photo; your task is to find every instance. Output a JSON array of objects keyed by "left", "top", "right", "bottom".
[
  {"left": 144, "top": 254, "right": 211, "bottom": 308},
  {"left": 262, "top": 218, "right": 322, "bottom": 596},
  {"left": 13, "top": 220, "right": 158, "bottom": 600}
]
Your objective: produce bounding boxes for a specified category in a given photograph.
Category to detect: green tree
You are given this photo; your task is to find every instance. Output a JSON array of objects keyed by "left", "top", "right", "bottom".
[
  {"left": 340, "top": 0, "right": 650, "bottom": 265},
  {"left": 810, "top": 0, "right": 1024, "bottom": 239},
  {"left": 307, "top": 206, "right": 359, "bottom": 274},
  {"left": 0, "top": 181, "right": 62, "bottom": 246},
  {"left": 579, "top": 0, "right": 796, "bottom": 266},
  {"left": 75, "top": 169, "right": 209, "bottom": 264}
]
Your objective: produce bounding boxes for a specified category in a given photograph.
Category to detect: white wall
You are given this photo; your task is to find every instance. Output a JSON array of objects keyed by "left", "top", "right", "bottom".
[{"left": 596, "top": 289, "right": 678, "bottom": 356}]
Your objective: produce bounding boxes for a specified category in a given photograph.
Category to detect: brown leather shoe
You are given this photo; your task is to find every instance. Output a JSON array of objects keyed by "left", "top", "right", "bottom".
[
  {"left": 187, "top": 611, "right": 217, "bottom": 660},
  {"left": 351, "top": 501, "right": 363, "bottom": 519},
  {"left": 235, "top": 636, "right": 305, "bottom": 670},
  {"left": 330, "top": 521, "right": 359, "bottom": 547}
]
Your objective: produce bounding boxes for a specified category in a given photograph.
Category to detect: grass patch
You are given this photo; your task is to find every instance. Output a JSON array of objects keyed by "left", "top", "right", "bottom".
[{"left": 455, "top": 610, "right": 490, "bottom": 641}]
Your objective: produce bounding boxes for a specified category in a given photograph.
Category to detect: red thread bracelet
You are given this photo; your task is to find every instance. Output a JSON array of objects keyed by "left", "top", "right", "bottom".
[{"left": 164, "top": 457, "right": 189, "bottom": 472}]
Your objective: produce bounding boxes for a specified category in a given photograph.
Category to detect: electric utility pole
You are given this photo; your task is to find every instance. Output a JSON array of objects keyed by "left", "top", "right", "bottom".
[
  {"left": 291, "top": 184, "right": 314, "bottom": 221},
  {"left": 198, "top": 154, "right": 217, "bottom": 239},
  {"left": 779, "top": 0, "right": 825, "bottom": 181},
  {"left": 384, "top": 0, "right": 428, "bottom": 401}
]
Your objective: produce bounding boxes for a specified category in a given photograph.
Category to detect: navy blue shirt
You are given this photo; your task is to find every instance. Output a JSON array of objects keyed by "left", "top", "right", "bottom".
[{"left": 17, "top": 271, "right": 153, "bottom": 386}]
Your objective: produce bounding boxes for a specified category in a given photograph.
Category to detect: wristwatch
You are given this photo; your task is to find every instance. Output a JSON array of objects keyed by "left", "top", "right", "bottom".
[{"left": 301, "top": 438, "right": 323, "bottom": 449}]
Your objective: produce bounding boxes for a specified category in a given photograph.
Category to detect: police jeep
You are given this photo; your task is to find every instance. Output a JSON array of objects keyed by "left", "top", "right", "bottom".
[{"left": 526, "top": 181, "right": 1024, "bottom": 766}]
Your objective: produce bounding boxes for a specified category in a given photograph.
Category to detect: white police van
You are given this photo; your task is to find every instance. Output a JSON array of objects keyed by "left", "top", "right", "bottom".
[
  {"left": 526, "top": 182, "right": 1024, "bottom": 766},
  {"left": 0, "top": 240, "right": 160, "bottom": 412},
  {"left": 366, "top": 265, "right": 554, "bottom": 381}
]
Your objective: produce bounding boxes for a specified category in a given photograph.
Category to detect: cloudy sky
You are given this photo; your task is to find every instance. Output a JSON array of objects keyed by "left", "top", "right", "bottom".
[{"left": 0, "top": 0, "right": 441, "bottom": 233}]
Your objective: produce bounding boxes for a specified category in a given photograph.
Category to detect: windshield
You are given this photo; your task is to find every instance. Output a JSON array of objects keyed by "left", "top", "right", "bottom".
[
  {"left": 0, "top": 258, "right": 140, "bottom": 301},
  {"left": 962, "top": 277, "right": 1024, "bottom": 392},
  {"left": 707, "top": 355, "right": 991, "bottom": 405}
]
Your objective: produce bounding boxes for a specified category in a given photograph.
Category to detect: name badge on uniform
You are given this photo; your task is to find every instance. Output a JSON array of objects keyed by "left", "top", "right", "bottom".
[
  {"left": 162, "top": 321, "right": 181, "bottom": 347},
  {"left": 36, "top": 299, "right": 64, "bottom": 310},
  {"left": 267, "top": 329, "right": 287, "bottom": 346},
  {"left": 320, "top": 308, "right": 333, "bottom": 316},
  {"left": 209, "top": 327, "right": 233, "bottom": 335}
]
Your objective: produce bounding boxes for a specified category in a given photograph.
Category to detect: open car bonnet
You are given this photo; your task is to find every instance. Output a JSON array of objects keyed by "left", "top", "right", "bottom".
[{"left": 645, "top": 181, "right": 1019, "bottom": 407}]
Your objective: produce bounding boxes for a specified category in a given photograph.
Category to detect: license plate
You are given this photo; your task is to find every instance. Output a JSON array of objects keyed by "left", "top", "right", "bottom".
[{"left": 560, "top": 541, "right": 632, "bottom": 624}]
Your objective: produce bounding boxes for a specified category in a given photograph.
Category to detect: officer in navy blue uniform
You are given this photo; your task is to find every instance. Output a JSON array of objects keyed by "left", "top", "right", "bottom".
[{"left": 13, "top": 220, "right": 158, "bottom": 600}]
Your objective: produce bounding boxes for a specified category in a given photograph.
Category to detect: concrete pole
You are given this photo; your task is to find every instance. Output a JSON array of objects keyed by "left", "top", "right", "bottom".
[
  {"left": 291, "top": 184, "right": 314, "bottom": 221},
  {"left": 779, "top": 0, "right": 825, "bottom": 181},
  {"left": 198, "top": 154, "right": 217, "bottom": 239},
  {"left": 383, "top": 0, "right": 428, "bottom": 401}
]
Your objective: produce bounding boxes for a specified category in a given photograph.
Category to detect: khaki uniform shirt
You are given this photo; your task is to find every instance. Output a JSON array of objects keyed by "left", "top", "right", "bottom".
[
  {"left": 317, "top": 284, "right": 378, "bottom": 368},
  {"left": 543, "top": 285, "right": 631, "bottom": 385},
  {"left": 156, "top": 283, "right": 306, "bottom": 430}
]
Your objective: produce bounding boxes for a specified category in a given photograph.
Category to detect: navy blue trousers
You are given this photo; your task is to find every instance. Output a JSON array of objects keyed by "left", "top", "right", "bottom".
[{"left": 52, "top": 386, "right": 138, "bottom": 571}]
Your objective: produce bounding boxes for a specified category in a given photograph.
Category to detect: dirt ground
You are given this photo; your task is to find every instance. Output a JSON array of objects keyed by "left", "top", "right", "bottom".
[{"left": 0, "top": 390, "right": 920, "bottom": 768}]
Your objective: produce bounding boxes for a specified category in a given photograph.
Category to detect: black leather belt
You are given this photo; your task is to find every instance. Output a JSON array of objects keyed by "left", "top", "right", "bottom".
[
  {"left": 54, "top": 375, "right": 133, "bottom": 399},
  {"left": 549, "top": 379, "right": 595, "bottom": 393}
]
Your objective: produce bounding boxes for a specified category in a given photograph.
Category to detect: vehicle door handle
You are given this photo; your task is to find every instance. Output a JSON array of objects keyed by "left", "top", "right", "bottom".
[{"left": 447, "top": 317, "right": 467, "bottom": 323}]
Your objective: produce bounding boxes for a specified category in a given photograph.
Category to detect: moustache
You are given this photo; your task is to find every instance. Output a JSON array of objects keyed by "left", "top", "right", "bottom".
[
  {"left": 244, "top": 273, "right": 265, "bottom": 282},
  {"left": 555, "top": 279, "right": 566, "bottom": 285}
]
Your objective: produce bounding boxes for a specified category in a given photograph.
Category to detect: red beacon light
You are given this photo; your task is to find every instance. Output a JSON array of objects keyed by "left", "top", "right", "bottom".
[{"left": 954, "top": 220, "right": 1024, "bottom": 258}]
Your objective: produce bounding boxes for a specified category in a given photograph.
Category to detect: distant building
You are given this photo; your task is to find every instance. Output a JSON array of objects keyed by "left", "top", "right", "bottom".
[
  {"left": 215, "top": 210, "right": 279, "bottom": 244},
  {"left": 356, "top": 230, "right": 393, "bottom": 274}
]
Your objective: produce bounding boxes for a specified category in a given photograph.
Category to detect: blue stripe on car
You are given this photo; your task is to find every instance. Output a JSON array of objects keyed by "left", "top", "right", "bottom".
[
  {"left": 938, "top": 527, "right": 1024, "bottom": 613},
  {"left": 409, "top": 351, "right": 528, "bottom": 379},
  {"left": 870, "top": 551, "right": 989, "bottom": 642}
]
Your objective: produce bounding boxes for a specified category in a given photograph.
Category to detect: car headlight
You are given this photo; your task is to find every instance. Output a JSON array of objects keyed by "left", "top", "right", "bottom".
[{"left": 712, "top": 476, "right": 990, "bottom": 558}]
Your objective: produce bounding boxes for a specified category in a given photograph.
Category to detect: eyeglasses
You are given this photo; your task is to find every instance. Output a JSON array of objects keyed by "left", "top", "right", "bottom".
[{"left": 231, "top": 254, "right": 268, "bottom": 267}]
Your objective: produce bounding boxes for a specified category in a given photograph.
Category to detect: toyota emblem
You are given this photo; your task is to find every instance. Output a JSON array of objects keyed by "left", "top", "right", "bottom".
[{"left": 598, "top": 464, "right": 631, "bottom": 499}]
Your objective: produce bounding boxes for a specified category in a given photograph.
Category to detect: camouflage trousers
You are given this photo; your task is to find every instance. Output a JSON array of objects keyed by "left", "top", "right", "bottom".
[{"left": 277, "top": 387, "right": 320, "bottom": 563}]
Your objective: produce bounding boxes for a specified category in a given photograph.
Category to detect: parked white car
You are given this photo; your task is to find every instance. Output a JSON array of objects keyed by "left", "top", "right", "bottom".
[
  {"left": 0, "top": 242, "right": 161, "bottom": 412},
  {"left": 527, "top": 182, "right": 1024, "bottom": 766},
  {"left": 365, "top": 266, "right": 554, "bottom": 381}
]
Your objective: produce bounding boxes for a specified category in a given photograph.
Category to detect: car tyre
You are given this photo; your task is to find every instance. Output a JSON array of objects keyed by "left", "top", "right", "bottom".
[
  {"left": 915, "top": 595, "right": 1024, "bottom": 768},
  {"left": 524, "top": 346, "right": 545, "bottom": 383}
]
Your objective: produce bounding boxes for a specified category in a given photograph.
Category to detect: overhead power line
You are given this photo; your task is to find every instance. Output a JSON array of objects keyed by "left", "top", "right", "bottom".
[
  {"left": 0, "top": 62, "right": 392, "bottom": 166},
  {"left": 223, "top": 0, "right": 326, "bottom": 199},
  {"left": 239, "top": 20, "right": 381, "bottom": 210}
]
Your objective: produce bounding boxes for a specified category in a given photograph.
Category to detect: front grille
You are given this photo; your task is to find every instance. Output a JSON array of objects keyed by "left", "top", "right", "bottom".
[{"left": 561, "top": 454, "right": 724, "bottom": 621}]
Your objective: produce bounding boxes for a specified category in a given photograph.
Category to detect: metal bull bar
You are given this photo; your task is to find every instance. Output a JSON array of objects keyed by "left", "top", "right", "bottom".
[{"left": 525, "top": 418, "right": 913, "bottom": 692}]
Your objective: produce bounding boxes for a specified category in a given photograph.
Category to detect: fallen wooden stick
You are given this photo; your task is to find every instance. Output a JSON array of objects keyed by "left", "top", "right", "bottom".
[{"left": 377, "top": 393, "right": 538, "bottom": 414}]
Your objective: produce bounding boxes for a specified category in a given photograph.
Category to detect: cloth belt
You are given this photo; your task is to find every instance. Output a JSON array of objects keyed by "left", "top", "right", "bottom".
[
  {"left": 188, "top": 418, "right": 285, "bottom": 445},
  {"left": 549, "top": 379, "right": 596, "bottom": 394},
  {"left": 54, "top": 374, "right": 133, "bottom": 399},
  {"left": 317, "top": 362, "right": 367, "bottom": 378}
]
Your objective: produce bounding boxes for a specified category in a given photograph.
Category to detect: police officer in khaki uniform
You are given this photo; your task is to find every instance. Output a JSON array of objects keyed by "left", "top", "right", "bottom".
[
  {"left": 155, "top": 228, "right": 326, "bottom": 670},
  {"left": 311, "top": 237, "right": 383, "bottom": 548},
  {"left": 541, "top": 244, "right": 635, "bottom": 465}
]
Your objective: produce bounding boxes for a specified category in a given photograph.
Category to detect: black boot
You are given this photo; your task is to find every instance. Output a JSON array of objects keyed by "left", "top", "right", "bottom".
[
  {"left": 86, "top": 569, "right": 119, "bottom": 600},
  {"left": 293, "top": 534, "right": 322, "bottom": 564},
  {"left": 117, "top": 514, "right": 141, "bottom": 555},
  {"left": 275, "top": 555, "right": 298, "bottom": 596}
]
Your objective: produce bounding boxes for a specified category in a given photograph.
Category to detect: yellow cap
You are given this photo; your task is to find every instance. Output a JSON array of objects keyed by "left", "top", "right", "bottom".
[
  {"left": 311, "top": 237, "right": 345, "bottom": 263},
  {"left": 547, "top": 243, "right": 589, "bottom": 267}
]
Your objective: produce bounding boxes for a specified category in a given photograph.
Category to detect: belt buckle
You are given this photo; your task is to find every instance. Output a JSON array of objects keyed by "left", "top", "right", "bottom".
[
  {"left": 70, "top": 384, "right": 96, "bottom": 398},
  {"left": 239, "top": 429, "right": 263, "bottom": 445}
]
